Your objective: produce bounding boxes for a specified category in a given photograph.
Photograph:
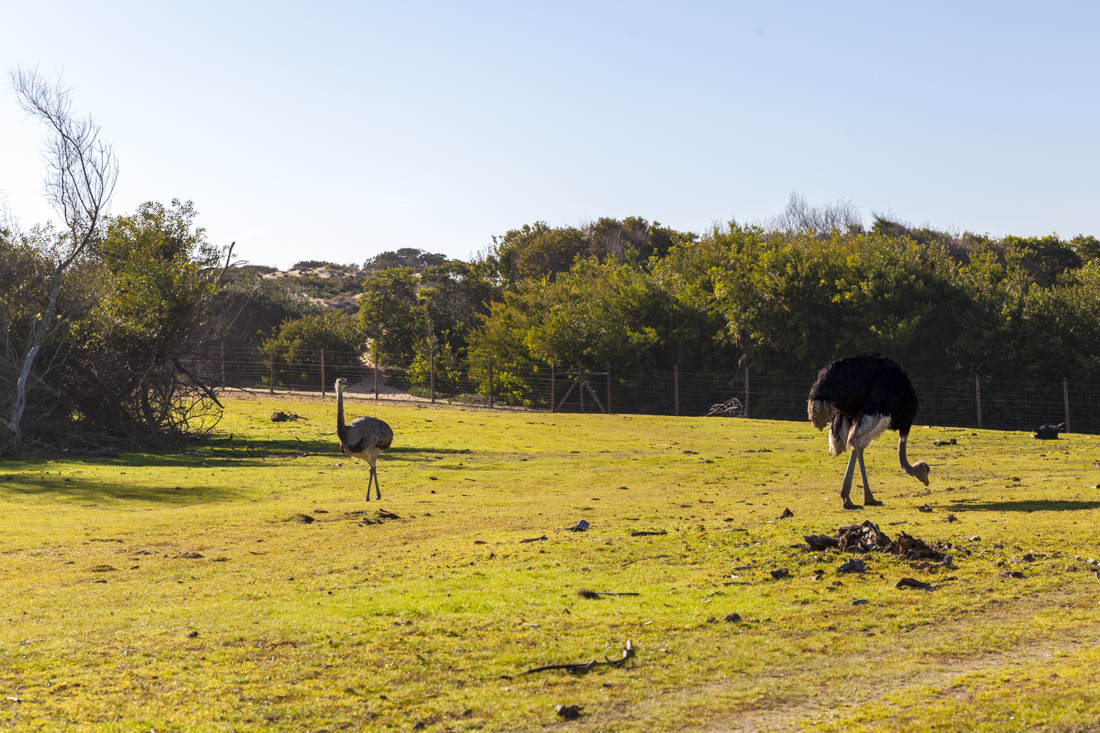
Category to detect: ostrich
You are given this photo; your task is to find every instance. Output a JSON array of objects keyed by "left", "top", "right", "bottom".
[
  {"left": 807, "top": 353, "right": 930, "bottom": 509},
  {"left": 335, "top": 377, "right": 394, "bottom": 501}
]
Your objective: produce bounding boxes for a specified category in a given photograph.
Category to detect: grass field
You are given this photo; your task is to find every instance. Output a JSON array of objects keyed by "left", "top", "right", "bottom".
[{"left": 2, "top": 393, "right": 1100, "bottom": 732}]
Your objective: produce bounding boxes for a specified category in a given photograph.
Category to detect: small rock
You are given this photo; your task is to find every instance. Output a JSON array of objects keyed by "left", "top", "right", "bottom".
[
  {"left": 770, "top": 568, "right": 789, "bottom": 580},
  {"left": 270, "top": 411, "right": 289, "bottom": 422},
  {"left": 852, "top": 599, "right": 869, "bottom": 606},
  {"left": 1002, "top": 571, "right": 1025, "bottom": 579},
  {"left": 186, "top": 630, "right": 199, "bottom": 638},
  {"left": 556, "top": 704, "right": 584, "bottom": 720},
  {"left": 724, "top": 613, "right": 742, "bottom": 623},
  {"left": 570, "top": 519, "right": 591, "bottom": 532},
  {"left": 945, "top": 514, "right": 958, "bottom": 523},
  {"left": 837, "top": 559, "right": 866, "bottom": 574},
  {"left": 918, "top": 505, "right": 933, "bottom": 513},
  {"left": 779, "top": 508, "right": 794, "bottom": 519}
]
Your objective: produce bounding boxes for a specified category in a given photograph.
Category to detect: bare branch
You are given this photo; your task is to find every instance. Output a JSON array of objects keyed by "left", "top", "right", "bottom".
[
  {"left": 769, "top": 192, "right": 863, "bottom": 237},
  {"left": 9, "top": 67, "right": 118, "bottom": 265}
]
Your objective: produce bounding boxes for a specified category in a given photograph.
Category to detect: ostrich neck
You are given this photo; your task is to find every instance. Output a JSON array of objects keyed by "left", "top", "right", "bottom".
[
  {"left": 897, "top": 435, "right": 917, "bottom": 475},
  {"left": 336, "top": 387, "right": 347, "bottom": 442}
]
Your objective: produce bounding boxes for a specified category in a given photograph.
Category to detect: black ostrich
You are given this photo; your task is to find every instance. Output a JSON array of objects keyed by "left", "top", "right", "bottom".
[{"left": 807, "top": 353, "right": 930, "bottom": 509}]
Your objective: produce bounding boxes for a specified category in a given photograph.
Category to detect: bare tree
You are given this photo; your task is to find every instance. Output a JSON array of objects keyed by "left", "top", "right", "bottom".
[
  {"left": 769, "top": 192, "right": 863, "bottom": 237},
  {"left": 0, "top": 68, "right": 117, "bottom": 455}
]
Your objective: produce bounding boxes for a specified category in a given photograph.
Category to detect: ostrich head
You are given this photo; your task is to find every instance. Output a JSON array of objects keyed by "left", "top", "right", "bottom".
[
  {"left": 912, "top": 461, "right": 930, "bottom": 486},
  {"left": 335, "top": 377, "right": 348, "bottom": 392}
]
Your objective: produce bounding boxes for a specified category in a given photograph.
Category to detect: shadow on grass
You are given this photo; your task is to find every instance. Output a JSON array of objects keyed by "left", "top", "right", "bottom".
[
  {"left": 0, "top": 473, "right": 241, "bottom": 504},
  {"left": 192, "top": 438, "right": 473, "bottom": 462},
  {"left": 945, "top": 500, "right": 1100, "bottom": 512},
  {"left": 0, "top": 440, "right": 478, "bottom": 500}
]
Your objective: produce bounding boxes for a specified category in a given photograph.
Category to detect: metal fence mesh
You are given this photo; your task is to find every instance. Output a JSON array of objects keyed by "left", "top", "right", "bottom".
[{"left": 186, "top": 346, "right": 1100, "bottom": 435}]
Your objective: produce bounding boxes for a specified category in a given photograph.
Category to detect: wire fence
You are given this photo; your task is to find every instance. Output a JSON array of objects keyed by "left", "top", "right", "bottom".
[{"left": 184, "top": 345, "right": 1100, "bottom": 435}]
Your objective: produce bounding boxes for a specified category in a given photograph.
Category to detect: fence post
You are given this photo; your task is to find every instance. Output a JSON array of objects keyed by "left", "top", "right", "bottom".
[
  {"left": 580, "top": 366, "right": 585, "bottom": 413},
  {"left": 674, "top": 365, "right": 679, "bottom": 417},
  {"left": 220, "top": 343, "right": 226, "bottom": 388},
  {"left": 321, "top": 348, "right": 326, "bottom": 397},
  {"left": 488, "top": 356, "right": 494, "bottom": 409},
  {"left": 269, "top": 347, "right": 275, "bottom": 395},
  {"left": 744, "top": 367, "right": 749, "bottom": 419},
  {"left": 430, "top": 351, "right": 435, "bottom": 404},
  {"left": 1064, "top": 377, "right": 1071, "bottom": 433},
  {"left": 606, "top": 362, "right": 611, "bottom": 415},
  {"left": 551, "top": 361, "right": 556, "bottom": 413},
  {"left": 374, "top": 345, "right": 379, "bottom": 401},
  {"left": 975, "top": 375, "right": 982, "bottom": 429}
]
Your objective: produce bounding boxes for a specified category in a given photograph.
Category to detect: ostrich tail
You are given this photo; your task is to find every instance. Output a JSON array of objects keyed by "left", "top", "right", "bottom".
[{"left": 808, "top": 399, "right": 834, "bottom": 431}]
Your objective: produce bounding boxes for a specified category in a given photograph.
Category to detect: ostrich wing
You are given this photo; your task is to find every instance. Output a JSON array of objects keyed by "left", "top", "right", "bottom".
[
  {"left": 346, "top": 416, "right": 394, "bottom": 453},
  {"left": 862, "top": 372, "right": 919, "bottom": 433}
]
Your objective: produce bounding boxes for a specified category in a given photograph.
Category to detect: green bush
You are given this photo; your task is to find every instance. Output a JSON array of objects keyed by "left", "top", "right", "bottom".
[{"left": 260, "top": 311, "right": 364, "bottom": 388}]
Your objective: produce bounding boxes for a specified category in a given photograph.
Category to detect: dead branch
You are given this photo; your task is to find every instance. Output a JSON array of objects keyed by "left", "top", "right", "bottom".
[
  {"left": 171, "top": 358, "right": 223, "bottom": 409},
  {"left": 521, "top": 640, "right": 634, "bottom": 675},
  {"left": 578, "top": 589, "right": 640, "bottom": 598},
  {"left": 621, "top": 554, "right": 672, "bottom": 567}
]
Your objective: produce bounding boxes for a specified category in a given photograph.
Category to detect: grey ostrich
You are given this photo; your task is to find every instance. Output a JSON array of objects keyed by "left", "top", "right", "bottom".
[
  {"left": 335, "top": 377, "right": 394, "bottom": 501},
  {"left": 807, "top": 353, "right": 930, "bottom": 509}
]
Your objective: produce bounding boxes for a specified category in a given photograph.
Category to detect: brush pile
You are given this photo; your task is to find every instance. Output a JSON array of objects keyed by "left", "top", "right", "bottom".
[{"left": 804, "top": 520, "right": 948, "bottom": 561}]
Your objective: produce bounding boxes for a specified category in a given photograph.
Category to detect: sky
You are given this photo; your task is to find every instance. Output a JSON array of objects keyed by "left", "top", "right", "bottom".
[{"left": 2, "top": 1, "right": 1099, "bottom": 269}]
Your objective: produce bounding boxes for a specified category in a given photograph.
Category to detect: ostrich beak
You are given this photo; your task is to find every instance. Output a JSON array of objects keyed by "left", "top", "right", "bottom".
[{"left": 922, "top": 476, "right": 930, "bottom": 486}]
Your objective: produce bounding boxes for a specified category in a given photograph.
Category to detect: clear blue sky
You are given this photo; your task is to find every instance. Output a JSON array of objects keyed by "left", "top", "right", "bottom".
[{"left": 3, "top": 1, "right": 1098, "bottom": 269}]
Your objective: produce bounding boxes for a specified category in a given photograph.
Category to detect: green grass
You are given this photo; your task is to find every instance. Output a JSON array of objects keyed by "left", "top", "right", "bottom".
[{"left": 2, "top": 393, "right": 1100, "bottom": 731}]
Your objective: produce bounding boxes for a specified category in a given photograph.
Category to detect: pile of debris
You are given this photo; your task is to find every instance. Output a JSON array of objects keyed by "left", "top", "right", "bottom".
[{"left": 804, "top": 520, "right": 948, "bottom": 561}]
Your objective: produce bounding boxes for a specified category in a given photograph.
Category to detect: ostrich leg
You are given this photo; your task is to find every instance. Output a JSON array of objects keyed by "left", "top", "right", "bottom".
[
  {"left": 366, "top": 447, "right": 381, "bottom": 501},
  {"left": 856, "top": 449, "right": 882, "bottom": 506},
  {"left": 840, "top": 449, "right": 861, "bottom": 510},
  {"left": 364, "top": 466, "right": 381, "bottom": 501},
  {"left": 366, "top": 466, "right": 380, "bottom": 501}
]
